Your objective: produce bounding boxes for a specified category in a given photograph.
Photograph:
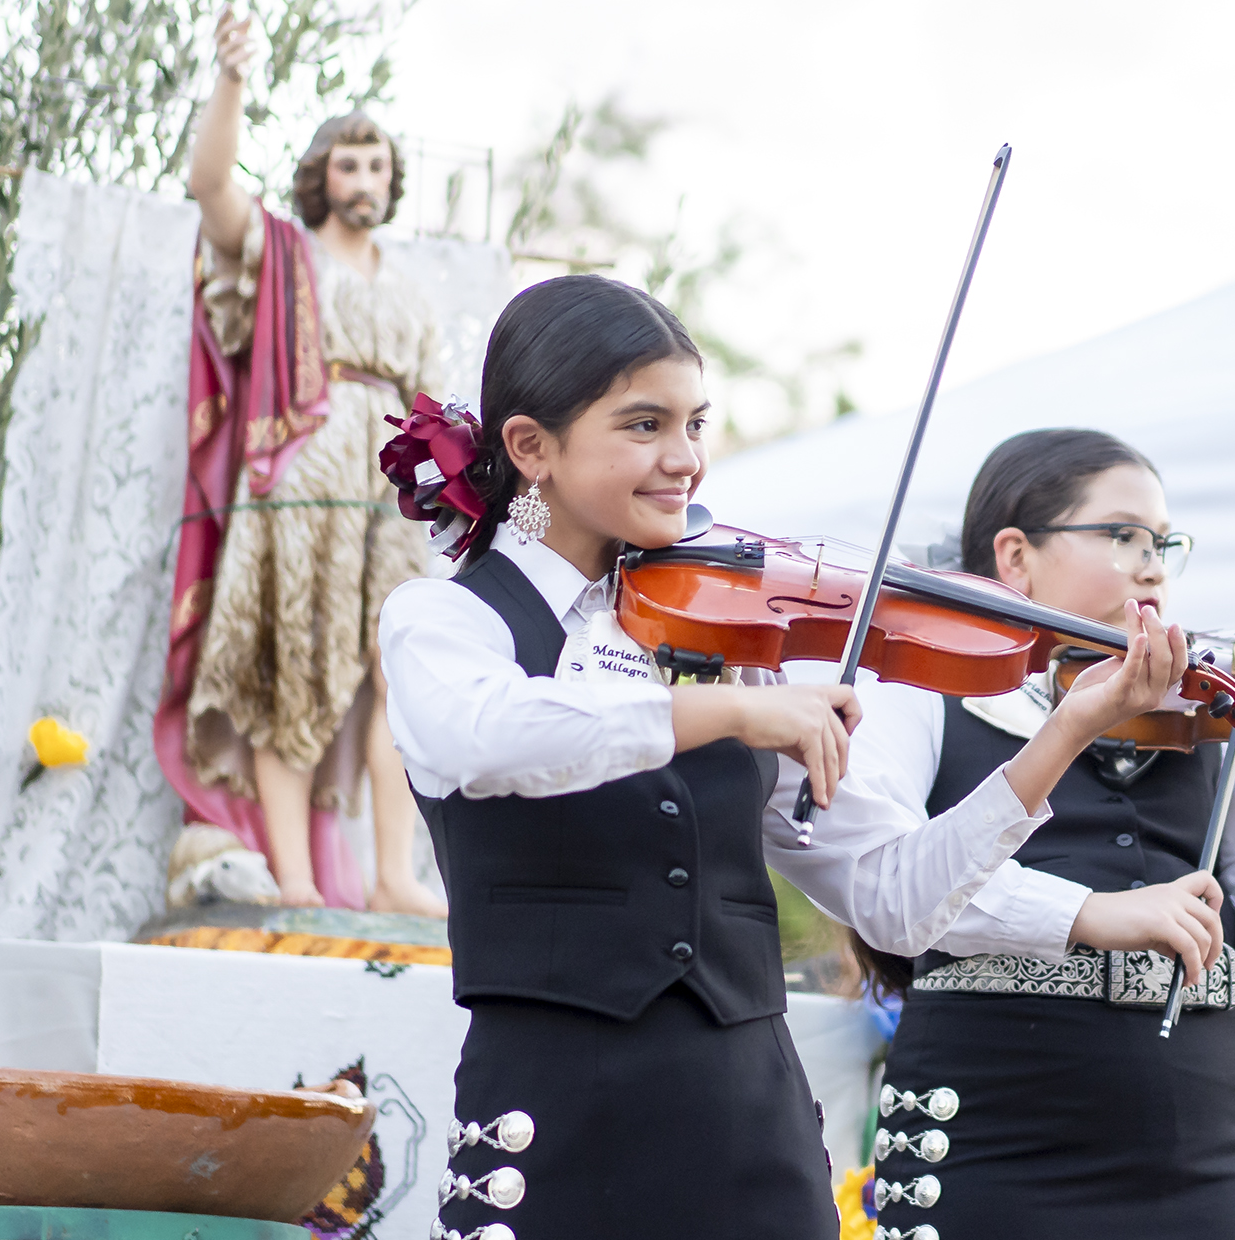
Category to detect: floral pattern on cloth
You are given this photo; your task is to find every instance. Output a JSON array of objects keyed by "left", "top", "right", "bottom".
[{"left": 186, "top": 202, "right": 440, "bottom": 810}]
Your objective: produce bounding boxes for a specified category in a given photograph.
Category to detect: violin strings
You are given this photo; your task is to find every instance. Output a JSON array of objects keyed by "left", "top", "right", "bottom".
[{"left": 739, "top": 532, "right": 916, "bottom": 565}]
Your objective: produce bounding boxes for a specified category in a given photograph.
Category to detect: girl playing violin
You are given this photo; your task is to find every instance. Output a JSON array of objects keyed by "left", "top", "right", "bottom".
[
  {"left": 822, "top": 428, "right": 1230, "bottom": 1238},
  {"left": 377, "top": 282, "right": 1190, "bottom": 1240}
]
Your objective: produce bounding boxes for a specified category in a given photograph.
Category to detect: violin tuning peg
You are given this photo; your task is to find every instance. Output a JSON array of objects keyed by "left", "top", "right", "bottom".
[
  {"left": 1208, "top": 691, "right": 1234, "bottom": 720},
  {"left": 1200, "top": 649, "right": 1217, "bottom": 665}
]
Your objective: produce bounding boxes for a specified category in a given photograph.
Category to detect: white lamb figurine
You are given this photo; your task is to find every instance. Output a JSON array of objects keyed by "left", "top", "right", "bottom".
[{"left": 166, "top": 824, "right": 281, "bottom": 909}]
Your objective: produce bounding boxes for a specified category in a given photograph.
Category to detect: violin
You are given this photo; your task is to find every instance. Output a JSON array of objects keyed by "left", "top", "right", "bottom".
[
  {"left": 1054, "top": 648, "right": 1233, "bottom": 753},
  {"left": 616, "top": 524, "right": 1235, "bottom": 722}
]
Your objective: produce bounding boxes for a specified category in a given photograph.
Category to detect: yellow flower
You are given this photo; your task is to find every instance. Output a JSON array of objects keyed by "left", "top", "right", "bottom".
[
  {"left": 836, "top": 1165, "right": 878, "bottom": 1240},
  {"left": 28, "top": 717, "right": 89, "bottom": 768}
]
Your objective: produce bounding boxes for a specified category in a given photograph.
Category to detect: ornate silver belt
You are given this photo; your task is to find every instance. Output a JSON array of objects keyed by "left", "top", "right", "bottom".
[{"left": 913, "top": 942, "right": 1235, "bottom": 1009}]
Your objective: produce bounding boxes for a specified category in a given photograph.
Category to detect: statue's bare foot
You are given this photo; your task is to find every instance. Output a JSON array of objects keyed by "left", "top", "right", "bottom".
[
  {"left": 278, "top": 879, "right": 325, "bottom": 908},
  {"left": 369, "top": 877, "right": 448, "bottom": 919}
]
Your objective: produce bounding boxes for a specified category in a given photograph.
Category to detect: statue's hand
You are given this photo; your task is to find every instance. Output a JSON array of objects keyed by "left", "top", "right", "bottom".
[{"left": 215, "top": 5, "right": 256, "bottom": 84}]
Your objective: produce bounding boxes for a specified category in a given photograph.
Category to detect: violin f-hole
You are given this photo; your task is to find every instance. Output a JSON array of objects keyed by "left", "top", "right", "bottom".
[{"left": 766, "top": 594, "right": 854, "bottom": 616}]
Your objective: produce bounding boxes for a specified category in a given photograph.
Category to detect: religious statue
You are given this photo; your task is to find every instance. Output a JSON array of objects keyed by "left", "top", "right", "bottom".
[{"left": 154, "top": 6, "right": 446, "bottom": 916}]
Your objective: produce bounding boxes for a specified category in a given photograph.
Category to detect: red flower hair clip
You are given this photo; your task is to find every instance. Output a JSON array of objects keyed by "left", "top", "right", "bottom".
[{"left": 380, "top": 392, "right": 486, "bottom": 559}]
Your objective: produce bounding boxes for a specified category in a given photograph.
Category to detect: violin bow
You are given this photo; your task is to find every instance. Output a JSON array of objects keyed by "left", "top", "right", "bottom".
[
  {"left": 1159, "top": 737, "right": 1235, "bottom": 1037},
  {"left": 792, "top": 143, "right": 1013, "bottom": 843}
]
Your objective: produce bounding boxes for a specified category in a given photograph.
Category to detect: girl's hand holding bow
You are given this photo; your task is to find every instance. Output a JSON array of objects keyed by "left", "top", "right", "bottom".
[{"left": 670, "top": 683, "right": 861, "bottom": 811}]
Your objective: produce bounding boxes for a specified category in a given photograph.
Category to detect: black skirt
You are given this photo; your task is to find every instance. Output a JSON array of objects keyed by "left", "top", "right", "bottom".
[
  {"left": 877, "top": 988, "right": 1235, "bottom": 1238},
  {"left": 437, "top": 984, "right": 839, "bottom": 1240}
]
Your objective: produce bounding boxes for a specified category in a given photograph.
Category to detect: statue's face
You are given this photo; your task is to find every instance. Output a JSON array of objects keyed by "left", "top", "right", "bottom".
[{"left": 324, "top": 139, "right": 393, "bottom": 231}]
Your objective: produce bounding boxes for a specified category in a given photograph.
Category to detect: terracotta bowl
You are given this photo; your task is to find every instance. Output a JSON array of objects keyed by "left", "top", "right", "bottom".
[{"left": 0, "top": 1069, "right": 377, "bottom": 1222}]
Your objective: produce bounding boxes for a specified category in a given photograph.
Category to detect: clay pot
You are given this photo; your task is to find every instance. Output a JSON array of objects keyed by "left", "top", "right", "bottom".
[{"left": 0, "top": 1069, "right": 377, "bottom": 1221}]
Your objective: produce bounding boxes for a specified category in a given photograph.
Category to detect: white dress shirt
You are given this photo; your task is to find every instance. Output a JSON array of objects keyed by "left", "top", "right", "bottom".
[
  {"left": 379, "top": 524, "right": 1058, "bottom": 959},
  {"left": 780, "top": 662, "right": 1092, "bottom": 962}
]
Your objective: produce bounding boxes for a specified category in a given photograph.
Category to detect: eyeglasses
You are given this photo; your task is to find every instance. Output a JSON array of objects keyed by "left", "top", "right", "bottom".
[{"left": 1022, "top": 522, "right": 1194, "bottom": 579}]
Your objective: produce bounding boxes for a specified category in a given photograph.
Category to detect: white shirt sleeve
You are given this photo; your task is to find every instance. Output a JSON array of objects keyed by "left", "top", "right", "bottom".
[
  {"left": 378, "top": 577, "right": 675, "bottom": 800},
  {"left": 761, "top": 668, "right": 1090, "bottom": 960}
]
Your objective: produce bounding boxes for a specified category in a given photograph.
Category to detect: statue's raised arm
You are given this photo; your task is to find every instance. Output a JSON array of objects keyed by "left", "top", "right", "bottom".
[{"left": 187, "top": 6, "right": 256, "bottom": 258}]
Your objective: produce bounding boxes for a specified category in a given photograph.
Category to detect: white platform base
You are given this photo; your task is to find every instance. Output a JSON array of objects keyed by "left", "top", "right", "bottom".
[{"left": 0, "top": 939, "right": 883, "bottom": 1236}]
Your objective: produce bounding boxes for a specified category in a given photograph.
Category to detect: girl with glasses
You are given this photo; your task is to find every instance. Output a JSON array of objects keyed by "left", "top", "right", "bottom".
[
  {"left": 811, "top": 428, "right": 1230, "bottom": 1238},
  {"left": 379, "top": 284, "right": 1192, "bottom": 1240}
]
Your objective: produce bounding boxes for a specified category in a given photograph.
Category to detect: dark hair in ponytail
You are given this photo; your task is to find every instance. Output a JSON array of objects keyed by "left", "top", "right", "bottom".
[
  {"left": 851, "top": 427, "right": 1160, "bottom": 1001},
  {"left": 464, "top": 274, "right": 701, "bottom": 566},
  {"left": 961, "top": 428, "right": 1158, "bottom": 580}
]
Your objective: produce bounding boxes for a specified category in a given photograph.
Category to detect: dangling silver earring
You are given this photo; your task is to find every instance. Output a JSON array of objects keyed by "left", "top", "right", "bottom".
[{"left": 508, "top": 476, "right": 551, "bottom": 545}]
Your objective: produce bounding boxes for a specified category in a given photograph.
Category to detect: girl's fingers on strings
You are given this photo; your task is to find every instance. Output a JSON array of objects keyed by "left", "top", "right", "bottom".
[
  {"left": 1167, "top": 621, "right": 1189, "bottom": 685},
  {"left": 1115, "top": 630, "right": 1149, "bottom": 707},
  {"left": 1138, "top": 603, "right": 1173, "bottom": 695}
]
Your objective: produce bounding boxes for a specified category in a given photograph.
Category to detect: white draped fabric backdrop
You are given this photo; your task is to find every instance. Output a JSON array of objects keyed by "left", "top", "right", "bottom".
[{"left": 0, "top": 170, "right": 511, "bottom": 941}]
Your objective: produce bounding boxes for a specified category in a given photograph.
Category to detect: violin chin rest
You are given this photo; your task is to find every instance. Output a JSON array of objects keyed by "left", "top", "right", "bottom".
[{"left": 682, "top": 504, "right": 714, "bottom": 542}]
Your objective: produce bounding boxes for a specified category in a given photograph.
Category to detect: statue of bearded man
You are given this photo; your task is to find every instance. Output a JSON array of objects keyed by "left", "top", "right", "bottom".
[{"left": 155, "top": 6, "right": 446, "bottom": 916}]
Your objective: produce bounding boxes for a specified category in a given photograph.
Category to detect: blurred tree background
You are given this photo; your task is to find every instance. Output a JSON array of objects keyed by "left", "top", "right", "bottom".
[{"left": 502, "top": 98, "right": 863, "bottom": 456}]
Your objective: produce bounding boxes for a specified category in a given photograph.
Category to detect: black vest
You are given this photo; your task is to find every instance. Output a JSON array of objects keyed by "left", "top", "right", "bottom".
[
  {"left": 414, "top": 550, "right": 785, "bottom": 1025},
  {"left": 917, "top": 695, "right": 1228, "bottom": 974}
]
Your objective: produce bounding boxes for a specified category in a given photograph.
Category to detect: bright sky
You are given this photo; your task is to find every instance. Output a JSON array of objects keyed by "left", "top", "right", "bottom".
[{"left": 394, "top": 0, "right": 1235, "bottom": 418}]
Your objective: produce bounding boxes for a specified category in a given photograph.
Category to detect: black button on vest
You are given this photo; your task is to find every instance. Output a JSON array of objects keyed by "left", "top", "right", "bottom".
[
  {"left": 413, "top": 550, "right": 786, "bottom": 1026},
  {"left": 916, "top": 695, "right": 1228, "bottom": 977}
]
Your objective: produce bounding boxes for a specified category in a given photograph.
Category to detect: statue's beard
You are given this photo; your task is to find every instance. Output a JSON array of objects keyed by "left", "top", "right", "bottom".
[{"left": 327, "top": 190, "right": 388, "bottom": 231}]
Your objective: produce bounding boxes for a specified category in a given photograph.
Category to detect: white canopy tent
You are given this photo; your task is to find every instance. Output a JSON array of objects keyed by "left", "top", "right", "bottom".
[{"left": 698, "top": 283, "right": 1235, "bottom": 631}]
